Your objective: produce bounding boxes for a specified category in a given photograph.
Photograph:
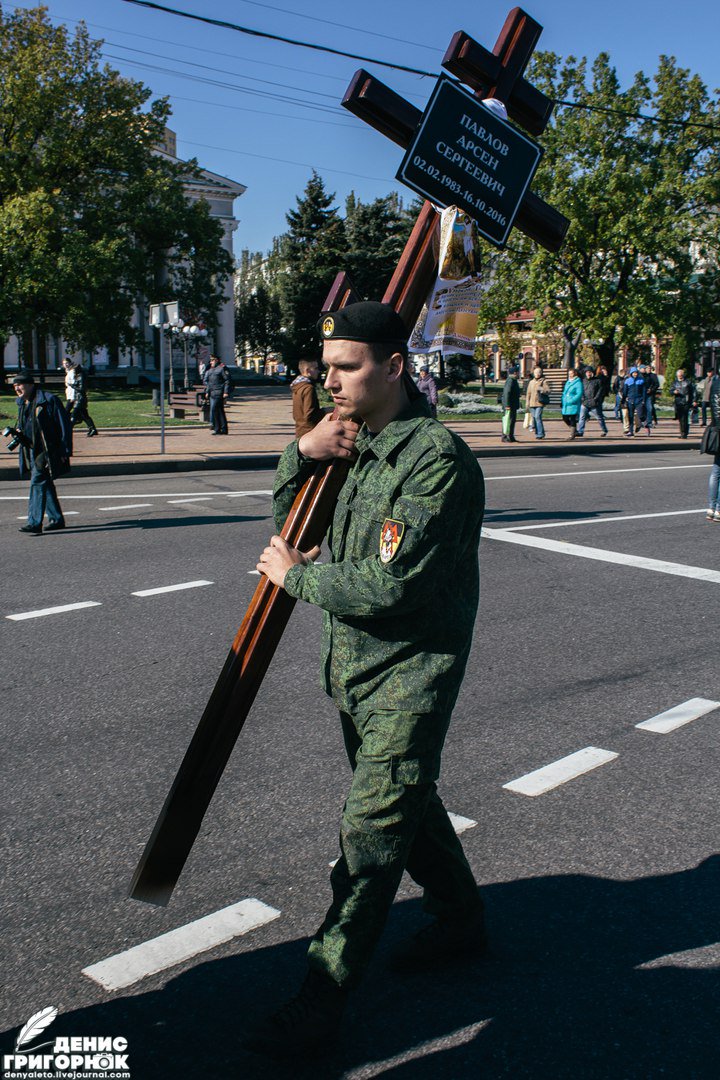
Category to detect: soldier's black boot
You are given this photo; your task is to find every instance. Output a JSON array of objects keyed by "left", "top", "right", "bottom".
[
  {"left": 389, "top": 910, "right": 488, "bottom": 973},
  {"left": 241, "top": 969, "right": 348, "bottom": 1060}
]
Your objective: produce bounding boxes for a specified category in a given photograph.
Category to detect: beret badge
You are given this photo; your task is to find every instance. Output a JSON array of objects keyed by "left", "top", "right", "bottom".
[{"left": 322, "top": 316, "right": 335, "bottom": 337}]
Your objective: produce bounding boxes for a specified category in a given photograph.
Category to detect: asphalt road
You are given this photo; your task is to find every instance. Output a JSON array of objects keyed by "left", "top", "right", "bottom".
[{"left": 1, "top": 450, "right": 718, "bottom": 1079}]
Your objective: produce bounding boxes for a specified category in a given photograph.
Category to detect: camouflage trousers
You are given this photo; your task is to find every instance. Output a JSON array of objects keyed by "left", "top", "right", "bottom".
[{"left": 307, "top": 709, "right": 483, "bottom": 989}]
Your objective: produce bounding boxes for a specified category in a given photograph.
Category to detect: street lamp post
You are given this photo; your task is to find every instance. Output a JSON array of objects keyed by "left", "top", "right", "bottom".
[
  {"left": 168, "top": 318, "right": 186, "bottom": 393},
  {"left": 184, "top": 324, "right": 208, "bottom": 383}
]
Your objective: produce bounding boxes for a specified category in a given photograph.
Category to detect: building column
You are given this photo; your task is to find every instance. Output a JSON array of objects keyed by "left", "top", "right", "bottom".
[{"left": 215, "top": 219, "right": 238, "bottom": 366}]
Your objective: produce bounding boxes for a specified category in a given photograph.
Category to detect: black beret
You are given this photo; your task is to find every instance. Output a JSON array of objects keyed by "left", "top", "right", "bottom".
[
  {"left": 12, "top": 370, "right": 35, "bottom": 385},
  {"left": 318, "top": 301, "right": 408, "bottom": 346}
]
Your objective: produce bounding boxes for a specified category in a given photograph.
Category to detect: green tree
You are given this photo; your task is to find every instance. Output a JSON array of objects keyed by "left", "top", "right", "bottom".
[
  {"left": 343, "top": 191, "right": 412, "bottom": 301},
  {"left": 478, "top": 51, "right": 720, "bottom": 372},
  {"left": 235, "top": 251, "right": 283, "bottom": 366},
  {"left": 0, "top": 4, "right": 232, "bottom": 370},
  {"left": 664, "top": 329, "right": 697, "bottom": 390},
  {"left": 272, "top": 171, "right": 347, "bottom": 363}
]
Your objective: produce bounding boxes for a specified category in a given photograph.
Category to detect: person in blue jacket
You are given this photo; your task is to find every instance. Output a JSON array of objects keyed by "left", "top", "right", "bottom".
[
  {"left": 621, "top": 367, "right": 649, "bottom": 436},
  {"left": 561, "top": 368, "right": 584, "bottom": 439}
]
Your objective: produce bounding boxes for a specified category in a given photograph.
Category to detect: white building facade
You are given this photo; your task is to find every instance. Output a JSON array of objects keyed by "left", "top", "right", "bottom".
[{"left": 4, "top": 129, "right": 245, "bottom": 373}]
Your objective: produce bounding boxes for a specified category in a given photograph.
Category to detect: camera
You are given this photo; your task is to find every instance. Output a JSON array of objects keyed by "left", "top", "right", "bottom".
[{"left": 2, "top": 426, "right": 27, "bottom": 452}]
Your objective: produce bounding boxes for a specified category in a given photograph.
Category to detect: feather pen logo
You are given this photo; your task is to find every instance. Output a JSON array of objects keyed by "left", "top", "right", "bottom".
[
  {"left": 4, "top": 1007, "right": 130, "bottom": 1077},
  {"left": 14, "top": 1005, "right": 58, "bottom": 1053}
]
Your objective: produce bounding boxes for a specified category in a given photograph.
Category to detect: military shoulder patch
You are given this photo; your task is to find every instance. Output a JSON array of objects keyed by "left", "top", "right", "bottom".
[
  {"left": 379, "top": 518, "right": 405, "bottom": 563},
  {"left": 322, "top": 316, "right": 335, "bottom": 337}
]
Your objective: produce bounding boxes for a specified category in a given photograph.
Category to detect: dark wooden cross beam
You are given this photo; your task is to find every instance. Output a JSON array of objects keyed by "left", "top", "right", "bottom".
[
  {"left": 128, "top": 7, "right": 564, "bottom": 908},
  {"left": 129, "top": 247, "right": 435, "bottom": 906},
  {"left": 443, "top": 7, "right": 552, "bottom": 136},
  {"left": 342, "top": 6, "right": 568, "bottom": 252}
]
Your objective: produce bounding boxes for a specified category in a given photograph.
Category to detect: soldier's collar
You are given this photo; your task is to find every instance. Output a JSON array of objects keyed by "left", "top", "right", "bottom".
[{"left": 356, "top": 398, "right": 430, "bottom": 461}]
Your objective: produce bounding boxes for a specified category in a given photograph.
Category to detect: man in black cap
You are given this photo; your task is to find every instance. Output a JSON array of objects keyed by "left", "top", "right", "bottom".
[
  {"left": 247, "top": 302, "right": 486, "bottom": 1058},
  {"left": 10, "top": 371, "right": 72, "bottom": 534}
]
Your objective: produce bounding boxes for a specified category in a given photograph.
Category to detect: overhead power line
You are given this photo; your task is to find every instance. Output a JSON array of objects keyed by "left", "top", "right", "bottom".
[
  {"left": 104, "top": 39, "right": 339, "bottom": 101},
  {"left": 220, "top": 0, "right": 440, "bottom": 54},
  {"left": 102, "top": 53, "right": 349, "bottom": 117},
  {"left": 179, "top": 139, "right": 395, "bottom": 183},
  {"left": 120, "top": 0, "right": 718, "bottom": 134},
  {"left": 120, "top": 0, "right": 435, "bottom": 78}
]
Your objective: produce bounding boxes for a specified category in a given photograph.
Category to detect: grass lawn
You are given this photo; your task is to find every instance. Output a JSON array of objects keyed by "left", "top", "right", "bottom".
[{"left": 0, "top": 388, "right": 205, "bottom": 429}]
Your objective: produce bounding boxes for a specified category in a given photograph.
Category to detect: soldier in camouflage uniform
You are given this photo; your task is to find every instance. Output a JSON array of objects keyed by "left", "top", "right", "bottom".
[{"left": 244, "top": 302, "right": 485, "bottom": 1060}]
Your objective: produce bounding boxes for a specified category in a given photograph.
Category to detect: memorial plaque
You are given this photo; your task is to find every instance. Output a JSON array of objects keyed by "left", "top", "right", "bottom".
[{"left": 397, "top": 75, "right": 543, "bottom": 247}]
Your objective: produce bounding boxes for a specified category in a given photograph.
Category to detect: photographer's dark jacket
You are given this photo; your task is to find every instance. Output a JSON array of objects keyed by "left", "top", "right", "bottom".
[{"left": 16, "top": 389, "right": 72, "bottom": 479}]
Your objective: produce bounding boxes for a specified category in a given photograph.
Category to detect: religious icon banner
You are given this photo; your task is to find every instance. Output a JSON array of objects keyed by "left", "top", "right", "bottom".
[{"left": 409, "top": 206, "right": 487, "bottom": 357}]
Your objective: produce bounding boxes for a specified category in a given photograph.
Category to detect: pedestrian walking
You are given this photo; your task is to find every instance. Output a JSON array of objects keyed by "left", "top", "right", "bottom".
[
  {"left": 640, "top": 363, "right": 660, "bottom": 427},
  {"left": 705, "top": 372, "right": 720, "bottom": 520},
  {"left": 595, "top": 364, "right": 612, "bottom": 401},
  {"left": 416, "top": 365, "right": 439, "bottom": 418},
  {"left": 621, "top": 367, "right": 649, "bottom": 436},
  {"left": 525, "top": 365, "right": 551, "bottom": 440},
  {"left": 291, "top": 358, "right": 325, "bottom": 438},
  {"left": 611, "top": 371, "right": 625, "bottom": 421},
  {"left": 561, "top": 367, "right": 584, "bottom": 438},
  {"left": 247, "top": 302, "right": 486, "bottom": 1059},
  {"left": 576, "top": 367, "right": 609, "bottom": 437},
  {"left": 501, "top": 365, "right": 521, "bottom": 442},
  {"left": 202, "top": 355, "right": 231, "bottom": 435},
  {"left": 670, "top": 369, "right": 695, "bottom": 439},
  {"left": 8, "top": 371, "right": 72, "bottom": 534},
  {"left": 700, "top": 372, "right": 714, "bottom": 426},
  {"left": 62, "top": 358, "right": 98, "bottom": 437}
]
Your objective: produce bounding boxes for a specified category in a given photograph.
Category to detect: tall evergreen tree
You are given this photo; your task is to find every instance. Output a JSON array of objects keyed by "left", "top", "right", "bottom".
[
  {"left": 235, "top": 251, "right": 283, "bottom": 365},
  {"left": 343, "top": 192, "right": 412, "bottom": 301},
  {"left": 273, "top": 171, "right": 347, "bottom": 362}
]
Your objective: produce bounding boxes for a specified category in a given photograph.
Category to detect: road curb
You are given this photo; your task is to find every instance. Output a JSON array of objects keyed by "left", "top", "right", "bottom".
[{"left": 0, "top": 439, "right": 702, "bottom": 482}]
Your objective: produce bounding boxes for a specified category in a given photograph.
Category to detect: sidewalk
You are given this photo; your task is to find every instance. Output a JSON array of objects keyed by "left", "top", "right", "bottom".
[{"left": 0, "top": 387, "right": 701, "bottom": 480}]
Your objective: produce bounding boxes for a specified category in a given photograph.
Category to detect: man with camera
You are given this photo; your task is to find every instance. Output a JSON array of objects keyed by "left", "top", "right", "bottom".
[{"left": 5, "top": 370, "right": 72, "bottom": 534}]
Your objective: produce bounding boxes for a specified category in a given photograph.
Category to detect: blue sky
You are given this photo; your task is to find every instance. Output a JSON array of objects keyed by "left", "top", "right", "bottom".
[{"left": 10, "top": 0, "right": 720, "bottom": 256}]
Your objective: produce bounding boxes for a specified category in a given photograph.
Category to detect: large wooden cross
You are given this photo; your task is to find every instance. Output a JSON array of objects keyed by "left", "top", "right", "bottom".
[
  {"left": 129, "top": 6, "right": 567, "bottom": 906},
  {"left": 343, "top": 6, "right": 568, "bottom": 255}
]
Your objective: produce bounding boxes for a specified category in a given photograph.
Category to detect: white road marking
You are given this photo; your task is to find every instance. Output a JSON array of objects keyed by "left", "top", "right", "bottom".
[
  {"left": 635, "top": 697, "right": 720, "bottom": 734},
  {"left": 16, "top": 512, "right": 79, "bottom": 519},
  {"left": 343, "top": 1019, "right": 492, "bottom": 1078},
  {"left": 447, "top": 812, "right": 478, "bottom": 834},
  {"left": 636, "top": 943, "right": 720, "bottom": 969},
  {"left": 503, "top": 747, "right": 619, "bottom": 797},
  {"left": 82, "top": 898, "right": 281, "bottom": 991},
  {"left": 98, "top": 503, "right": 152, "bottom": 511},
  {"left": 329, "top": 811, "right": 477, "bottom": 866},
  {"left": 485, "top": 464, "right": 707, "bottom": 482},
  {"left": 131, "top": 580, "right": 214, "bottom": 597},
  {"left": 167, "top": 497, "right": 214, "bottom": 504},
  {"left": 500, "top": 508, "right": 707, "bottom": 531},
  {"left": 0, "top": 490, "right": 272, "bottom": 501},
  {"left": 7, "top": 601, "right": 101, "bottom": 622},
  {"left": 482, "top": 527, "right": 720, "bottom": 584},
  {"left": 248, "top": 570, "right": 261, "bottom": 575}
]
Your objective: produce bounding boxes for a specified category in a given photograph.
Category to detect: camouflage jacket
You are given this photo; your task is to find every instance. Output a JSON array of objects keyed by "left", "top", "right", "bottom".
[{"left": 273, "top": 400, "right": 485, "bottom": 715}]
